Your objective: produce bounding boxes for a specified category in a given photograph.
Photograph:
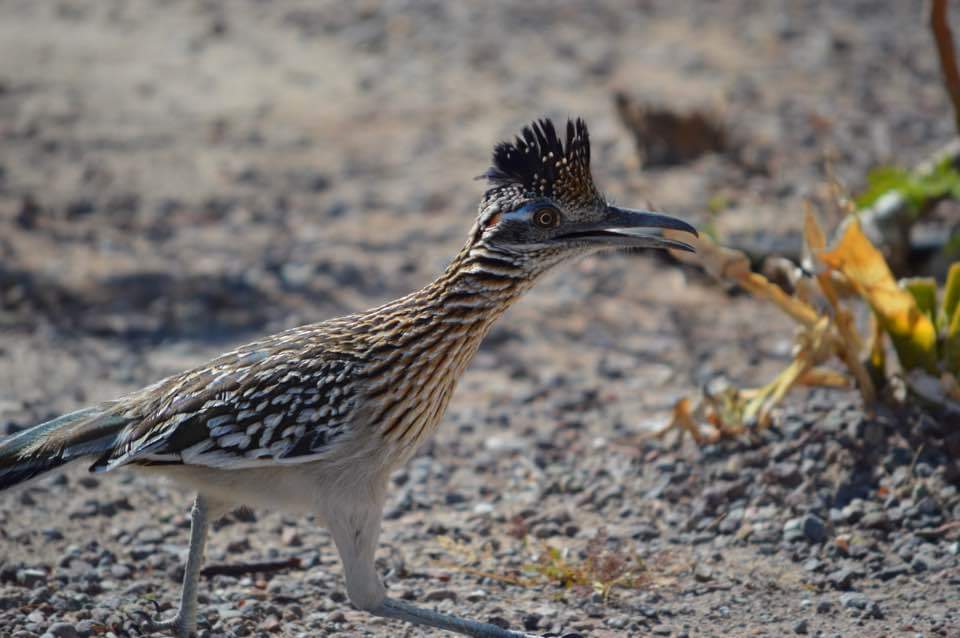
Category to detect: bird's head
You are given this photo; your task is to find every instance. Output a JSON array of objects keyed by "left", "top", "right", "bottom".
[{"left": 471, "top": 118, "right": 697, "bottom": 275}]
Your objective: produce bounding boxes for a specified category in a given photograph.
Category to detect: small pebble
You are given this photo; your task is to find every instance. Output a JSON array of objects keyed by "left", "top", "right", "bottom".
[{"left": 45, "top": 623, "right": 79, "bottom": 638}]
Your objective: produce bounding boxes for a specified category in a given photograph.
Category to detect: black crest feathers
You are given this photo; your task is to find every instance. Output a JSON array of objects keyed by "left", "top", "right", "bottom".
[{"left": 483, "top": 118, "right": 597, "bottom": 204}]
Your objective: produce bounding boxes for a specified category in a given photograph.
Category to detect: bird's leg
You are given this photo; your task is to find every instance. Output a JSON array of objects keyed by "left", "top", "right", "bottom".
[
  {"left": 139, "top": 494, "right": 211, "bottom": 638},
  {"left": 326, "top": 495, "right": 538, "bottom": 638}
]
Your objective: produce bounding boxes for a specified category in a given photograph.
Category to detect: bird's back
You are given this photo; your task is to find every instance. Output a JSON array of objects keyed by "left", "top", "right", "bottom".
[{"left": 1, "top": 268, "right": 505, "bottom": 493}]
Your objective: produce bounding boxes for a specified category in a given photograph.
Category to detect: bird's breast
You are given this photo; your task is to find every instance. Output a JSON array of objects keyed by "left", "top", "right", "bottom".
[{"left": 366, "top": 318, "right": 493, "bottom": 458}]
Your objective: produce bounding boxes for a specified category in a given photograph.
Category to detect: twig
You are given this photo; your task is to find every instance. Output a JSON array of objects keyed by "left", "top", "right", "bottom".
[
  {"left": 932, "top": 0, "right": 960, "bottom": 134},
  {"left": 201, "top": 557, "right": 301, "bottom": 578},
  {"left": 914, "top": 520, "right": 960, "bottom": 540},
  {"left": 436, "top": 561, "right": 535, "bottom": 588},
  {"left": 908, "top": 443, "right": 926, "bottom": 478}
]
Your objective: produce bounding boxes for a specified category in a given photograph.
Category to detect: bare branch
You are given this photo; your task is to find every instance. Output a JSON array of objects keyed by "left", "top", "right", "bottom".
[
  {"left": 931, "top": 0, "right": 960, "bottom": 134},
  {"left": 201, "top": 557, "right": 302, "bottom": 579}
]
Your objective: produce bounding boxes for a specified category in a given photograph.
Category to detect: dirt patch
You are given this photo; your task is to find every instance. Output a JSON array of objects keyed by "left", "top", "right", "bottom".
[{"left": 0, "top": 1, "right": 958, "bottom": 637}]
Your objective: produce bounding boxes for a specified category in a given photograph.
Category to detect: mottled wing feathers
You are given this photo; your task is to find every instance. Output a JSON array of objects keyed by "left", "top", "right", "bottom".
[{"left": 92, "top": 343, "right": 359, "bottom": 472}]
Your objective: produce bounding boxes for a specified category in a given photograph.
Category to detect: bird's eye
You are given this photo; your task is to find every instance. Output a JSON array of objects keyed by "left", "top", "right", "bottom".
[{"left": 532, "top": 208, "right": 559, "bottom": 228}]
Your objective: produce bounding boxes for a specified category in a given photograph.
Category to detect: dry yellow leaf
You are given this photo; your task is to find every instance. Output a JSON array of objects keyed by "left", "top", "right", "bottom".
[
  {"left": 811, "top": 222, "right": 877, "bottom": 406},
  {"left": 820, "top": 220, "right": 938, "bottom": 373}
]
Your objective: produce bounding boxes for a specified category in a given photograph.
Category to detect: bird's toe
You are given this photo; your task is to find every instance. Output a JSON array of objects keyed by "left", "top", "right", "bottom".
[{"left": 131, "top": 609, "right": 196, "bottom": 638}]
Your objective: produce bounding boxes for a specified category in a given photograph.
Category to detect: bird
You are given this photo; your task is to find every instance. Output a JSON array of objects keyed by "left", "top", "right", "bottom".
[{"left": 0, "top": 117, "right": 696, "bottom": 638}]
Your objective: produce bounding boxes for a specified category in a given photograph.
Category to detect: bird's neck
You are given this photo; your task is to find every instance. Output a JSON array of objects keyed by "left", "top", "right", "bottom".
[
  {"left": 366, "top": 239, "right": 531, "bottom": 454},
  {"left": 426, "top": 239, "right": 532, "bottom": 320}
]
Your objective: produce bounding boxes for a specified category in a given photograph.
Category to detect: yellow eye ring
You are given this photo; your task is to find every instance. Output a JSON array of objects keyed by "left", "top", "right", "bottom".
[{"left": 533, "top": 208, "right": 559, "bottom": 228}]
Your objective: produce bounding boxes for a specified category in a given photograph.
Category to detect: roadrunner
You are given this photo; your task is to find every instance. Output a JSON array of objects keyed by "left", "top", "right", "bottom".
[{"left": 0, "top": 118, "right": 696, "bottom": 638}]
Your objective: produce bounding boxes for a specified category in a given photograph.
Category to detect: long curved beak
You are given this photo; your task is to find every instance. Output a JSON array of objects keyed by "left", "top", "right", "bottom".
[{"left": 555, "top": 206, "right": 699, "bottom": 252}]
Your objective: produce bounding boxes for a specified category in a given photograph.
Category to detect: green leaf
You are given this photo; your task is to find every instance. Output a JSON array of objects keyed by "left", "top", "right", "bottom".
[
  {"left": 946, "top": 310, "right": 960, "bottom": 374},
  {"left": 944, "top": 233, "right": 960, "bottom": 260},
  {"left": 944, "top": 263, "right": 960, "bottom": 374},
  {"left": 945, "top": 263, "right": 960, "bottom": 326},
  {"left": 856, "top": 159, "right": 960, "bottom": 216},
  {"left": 901, "top": 277, "right": 938, "bottom": 325},
  {"left": 856, "top": 166, "right": 913, "bottom": 210}
]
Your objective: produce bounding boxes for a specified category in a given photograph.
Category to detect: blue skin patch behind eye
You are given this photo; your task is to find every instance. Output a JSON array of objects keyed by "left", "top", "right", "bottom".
[{"left": 503, "top": 200, "right": 555, "bottom": 223}]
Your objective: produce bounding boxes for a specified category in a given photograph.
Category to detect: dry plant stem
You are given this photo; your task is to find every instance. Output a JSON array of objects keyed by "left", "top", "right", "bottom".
[
  {"left": 442, "top": 565, "right": 533, "bottom": 588},
  {"left": 796, "top": 368, "right": 849, "bottom": 387},
  {"left": 830, "top": 310, "right": 877, "bottom": 405},
  {"left": 739, "top": 274, "right": 819, "bottom": 327},
  {"left": 744, "top": 317, "right": 835, "bottom": 426},
  {"left": 655, "top": 398, "right": 707, "bottom": 444},
  {"left": 814, "top": 269, "right": 877, "bottom": 405},
  {"left": 665, "top": 213, "right": 923, "bottom": 442},
  {"left": 926, "top": 520, "right": 960, "bottom": 536},
  {"left": 200, "top": 557, "right": 301, "bottom": 579},
  {"left": 932, "top": 0, "right": 960, "bottom": 135},
  {"left": 803, "top": 209, "right": 874, "bottom": 406}
]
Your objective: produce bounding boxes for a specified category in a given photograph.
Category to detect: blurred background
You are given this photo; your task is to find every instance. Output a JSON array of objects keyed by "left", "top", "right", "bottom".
[
  {"left": 0, "top": 1, "right": 952, "bottom": 420},
  {"left": 1, "top": 2, "right": 958, "bottom": 636}
]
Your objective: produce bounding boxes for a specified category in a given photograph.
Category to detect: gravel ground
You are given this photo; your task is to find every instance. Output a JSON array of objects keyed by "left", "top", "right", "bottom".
[{"left": 1, "top": 1, "right": 959, "bottom": 637}]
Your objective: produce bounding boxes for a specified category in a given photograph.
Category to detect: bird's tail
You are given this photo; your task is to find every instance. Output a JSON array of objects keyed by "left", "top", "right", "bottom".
[{"left": 0, "top": 406, "right": 130, "bottom": 491}]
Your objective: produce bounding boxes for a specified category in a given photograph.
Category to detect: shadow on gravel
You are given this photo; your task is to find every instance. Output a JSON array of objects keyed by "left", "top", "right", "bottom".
[{"left": 0, "top": 266, "right": 281, "bottom": 345}]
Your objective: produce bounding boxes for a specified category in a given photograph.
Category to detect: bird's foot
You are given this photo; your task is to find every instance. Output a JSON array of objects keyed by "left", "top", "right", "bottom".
[
  {"left": 371, "top": 596, "right": 579, "bottom": 637},
  {"left": 132, "top": 607, "right": 196, "bottom": 638}
]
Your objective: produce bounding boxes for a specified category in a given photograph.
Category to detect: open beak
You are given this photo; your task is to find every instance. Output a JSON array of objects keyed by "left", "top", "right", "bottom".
[{"left": 555, "top": 206, "right": 699, "bottom": 252}]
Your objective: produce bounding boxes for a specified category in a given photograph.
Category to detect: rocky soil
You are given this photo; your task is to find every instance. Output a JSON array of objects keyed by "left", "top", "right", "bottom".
[{"left": 0, "top": 1, "right": 958, "bottom": 637}]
